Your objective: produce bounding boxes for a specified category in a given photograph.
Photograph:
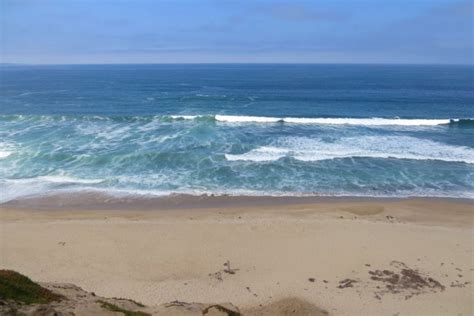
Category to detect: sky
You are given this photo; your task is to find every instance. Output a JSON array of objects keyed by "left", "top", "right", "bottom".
[{"left": 1, "top": 0, "right": 473, "bottom": 64}]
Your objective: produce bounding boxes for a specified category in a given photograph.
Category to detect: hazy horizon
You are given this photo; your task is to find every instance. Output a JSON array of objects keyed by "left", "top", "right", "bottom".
[
  {"left": 1, "top": 0, "right": 473, "bottom": 65},
  {"left": 2, "top": 62, "right": 474, "bottom": 66}
]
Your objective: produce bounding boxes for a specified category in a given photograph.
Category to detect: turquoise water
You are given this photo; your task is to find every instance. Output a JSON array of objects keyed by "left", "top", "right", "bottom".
[{"left": 1, "top": 64, "right": 473, "bottom": 201}]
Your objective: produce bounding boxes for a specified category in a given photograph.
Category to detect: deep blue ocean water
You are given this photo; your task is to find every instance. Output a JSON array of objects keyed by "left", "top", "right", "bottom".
[{"left": 0, "top": 64, "right": 473, "bottom": 201}]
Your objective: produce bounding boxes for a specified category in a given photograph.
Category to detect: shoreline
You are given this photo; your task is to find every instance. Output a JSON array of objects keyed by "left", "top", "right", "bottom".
[
  {"left": 2, "top": 191, "right": 473, "bottom": 211},
  {"left": 1, "top": 197, "right": 472, "bottom": 315}
]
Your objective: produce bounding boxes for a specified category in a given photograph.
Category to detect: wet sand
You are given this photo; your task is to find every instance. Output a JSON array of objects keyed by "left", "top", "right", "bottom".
[{"left": 0, "top": 196, "right": 472, "bottom": 315}]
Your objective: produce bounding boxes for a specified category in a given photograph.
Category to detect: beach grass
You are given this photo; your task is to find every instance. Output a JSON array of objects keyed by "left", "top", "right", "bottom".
[{"left": 0, "top": 270, "right": 63, "bottom": 304}]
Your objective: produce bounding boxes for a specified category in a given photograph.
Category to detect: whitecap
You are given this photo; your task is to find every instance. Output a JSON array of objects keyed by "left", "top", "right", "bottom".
[
  {"left": 225, "top": 136, "right": 474, "bottom": 164},
  {"left": 282, "top": 117, "right": 452, "bottom": 126},
  {"left": 188, "top": 114, "right": 457, "bottom": 126},
  {"left": 170, "top": 115, "right": 199, "bottom": 120},
  {"left": 0, "top": 151, "right": 12, "bottom": 159},
  {"left": 215, "top": 115, "right": 282, "bottom": 123}
]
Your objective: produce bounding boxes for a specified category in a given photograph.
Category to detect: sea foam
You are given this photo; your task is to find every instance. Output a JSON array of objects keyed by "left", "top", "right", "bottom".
[
  {"left": 169, "top": 114, "right": 461, "bottom": 126},
  {"left": 0, "top": 151, "right": 12, "bottom": 159},
  {"left": 225, "top": 136, "right": 474, "bottom": 164},
  {"left": 0, "top": 142, "right": 14, "bottom": 159}
]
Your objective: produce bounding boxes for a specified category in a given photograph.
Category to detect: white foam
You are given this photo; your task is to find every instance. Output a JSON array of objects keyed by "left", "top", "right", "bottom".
[
  {"left": 37, "top": 176, "right": 104, "bottom": 184},
  {"left": 4, "top": 176, "right": 104, "bottom": 185},
  {"left": 215, "top": 115, "right": 282, "bottom": 123},
  {"left": 225, "top": 136, "right": 474, "bottom": 164},
  {"left": 0, "top": 142, "right": 14, "bottom": 159},
  {"left": 1, "top": 185, "right": 472, "bottom": 204},
  {"left": 167, "top": 114, "right": 455, "bottom": 126},
  {"left": 0, "top": 151, "right": 12, "bottom": 159},
  {"left": 76, "top": 123, "right": 132, "bottom": 141},
  {"left": 170, "top": 115, "right": 199, "bottom": 120},
  {"left": 281, "top": 117, "right": 452, "bottom": 126},
  {"left": 0, "top": 176, "right": 105, "bottom": 203},
  {"left": 226, "top": 147, "right": 287, "bottom": 161}
]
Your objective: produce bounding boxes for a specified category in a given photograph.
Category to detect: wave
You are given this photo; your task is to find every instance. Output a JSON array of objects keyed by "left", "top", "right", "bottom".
[
  {"left": 4, "top": 176, "right": 105, "bottom": 185},
  {"left": 1, "top": 186, "right": 473, "bottom": 205},
  {"left": 225, "top": 136, "right": 474, "bottom": 164},
  {"left": 35, "top": 176, "right": 104, "bottom": 184},
  {"left": 1, "top": 114, "right": 472, "bottom": 127},
  {"left": 170, "top": 115, "right": 464, "bottom": 126},
  {"left": 0, "top": 175, "right": 105, "bottom": 203},
  {"left": 215, "top": 115, "right": 459, "bottom": 126}
]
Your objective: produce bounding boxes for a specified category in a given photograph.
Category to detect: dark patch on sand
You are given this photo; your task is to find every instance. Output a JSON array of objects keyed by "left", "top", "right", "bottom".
[
  {"left": 245, "top": 286, "right": 258, "bottom": 297},
  {"left": 450, "top": 280, "right": 470, "bottom": 288},
  {"left": 369, "top": 261, "right": 444, "bottom": 300},
  {"left": 223, "top": 261, "right": 239, "bottom": 275},
  {"left": 338, "top": 279, "right": 358, "bottom": 289},
  {"left": 209, "top": 261, "right": 239, "bottom": 281}
]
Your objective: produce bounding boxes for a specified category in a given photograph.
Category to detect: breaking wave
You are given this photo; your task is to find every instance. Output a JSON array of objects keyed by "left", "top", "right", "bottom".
[
  {"left": 225, "top": 136, "right": 474, "bottom": 164},
  {"left": 1, "top": 114, "right": 472, "bottom": 126}
]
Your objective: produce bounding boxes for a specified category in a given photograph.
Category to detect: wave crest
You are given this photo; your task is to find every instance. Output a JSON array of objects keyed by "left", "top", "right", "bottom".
[
  {"left": 1, "top": 114, "right": 471, "bottom": 127},
  {"left": 225, "top": 136, "right": 474, "bottom": 164},
  {"left": 171, "top": 115, "right": 463, "bottom": 126}
]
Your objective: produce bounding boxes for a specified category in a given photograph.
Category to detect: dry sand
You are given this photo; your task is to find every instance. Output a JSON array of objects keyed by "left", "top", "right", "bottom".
[{"left": 0, "top": 197, "right": 472, "bottom": 315}]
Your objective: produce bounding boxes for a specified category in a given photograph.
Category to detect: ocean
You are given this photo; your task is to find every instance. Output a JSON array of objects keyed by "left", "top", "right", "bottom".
[{"left": 0, "top": 64, "right": 473, "bottom": 202}]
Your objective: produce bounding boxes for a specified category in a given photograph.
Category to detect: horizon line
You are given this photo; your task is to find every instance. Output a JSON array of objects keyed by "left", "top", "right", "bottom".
[{"left": 1, "top": 62, "right": 473, "bottom": 67}]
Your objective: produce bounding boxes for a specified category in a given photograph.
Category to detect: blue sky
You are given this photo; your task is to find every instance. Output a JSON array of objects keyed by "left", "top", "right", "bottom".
[{"left": 1, "top": 0, "right": 473, "bottom": 64}]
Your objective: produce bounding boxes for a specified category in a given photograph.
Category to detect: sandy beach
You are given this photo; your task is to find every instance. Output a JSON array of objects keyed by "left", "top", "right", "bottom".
[{"left": 0, "top": 196, "right": 472, "bottom": 315}]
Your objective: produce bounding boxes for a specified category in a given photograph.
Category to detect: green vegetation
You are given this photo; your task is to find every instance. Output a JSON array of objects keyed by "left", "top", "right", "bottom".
[
  {"left": 98, "top": 300, "right": 150, "bottom": 316},
  {"left": 0, "top": 270, "right": 63, "bottom": 304}
]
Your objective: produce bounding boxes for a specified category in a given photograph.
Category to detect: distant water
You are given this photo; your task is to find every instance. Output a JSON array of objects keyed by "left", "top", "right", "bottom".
[{"left": 1, "top": 64, "right": 473, "bottom": 202}]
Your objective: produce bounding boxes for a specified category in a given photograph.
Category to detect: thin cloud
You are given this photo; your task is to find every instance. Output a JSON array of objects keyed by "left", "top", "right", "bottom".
[{"left": 257, "top": 2, "right": 346, "bottom": 22}]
